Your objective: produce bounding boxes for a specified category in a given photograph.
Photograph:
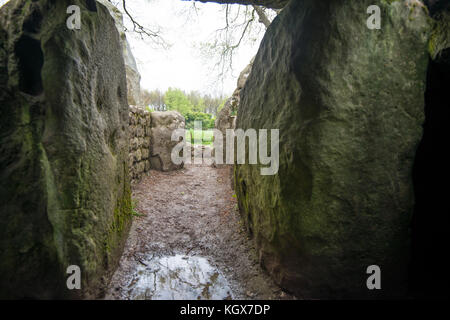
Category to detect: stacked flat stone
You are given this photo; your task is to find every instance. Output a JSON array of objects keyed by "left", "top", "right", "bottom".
[{"left": 128, "top": 106, "right": 151, "bottom": 183}]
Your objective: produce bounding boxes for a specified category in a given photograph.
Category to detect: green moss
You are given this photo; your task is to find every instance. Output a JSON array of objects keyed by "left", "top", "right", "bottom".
[
  {"left": 131, "top": 199, "right": 145, "bottom": 217},
  {"left": 114, "top": 187, "right": 132, "bottom": 232},
  {"left": 428, "top": 13, "right": 450, "bottom": 59},
  {"left": 232, "top": 0, "right": 430, "bottom": 298},
  {"left": 103, "top": 173, "right": 132, "bottom": 259},
  {"left": 112, "top": 189, "right": 132, "bottom": 233}
]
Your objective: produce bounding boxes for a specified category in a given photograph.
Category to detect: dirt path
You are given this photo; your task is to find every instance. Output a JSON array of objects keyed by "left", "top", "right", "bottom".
[{"left": 105, "top": 164, "right": 292, "bottom": 300}]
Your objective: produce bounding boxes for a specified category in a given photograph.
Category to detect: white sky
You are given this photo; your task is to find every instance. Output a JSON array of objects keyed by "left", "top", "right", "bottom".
[
  {"left": 0, "top": 0, "right": 265, "bottom": 97},
  {"left": 120, "top": 0, "right": 264, "bottom": 97}
]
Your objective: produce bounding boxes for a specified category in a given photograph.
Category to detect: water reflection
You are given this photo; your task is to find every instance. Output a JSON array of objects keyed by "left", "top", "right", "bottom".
[{"left": 127, "top": 254, "right": 233, "bottom": 300}]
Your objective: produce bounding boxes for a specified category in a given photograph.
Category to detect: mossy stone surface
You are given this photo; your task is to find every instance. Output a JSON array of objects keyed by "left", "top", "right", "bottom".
[
  {"left": 235, "top": 0, "right": 431, "bottom": 298},
  {"left": 428, "top": 10, "right": 450, "bottom": 59},
  {"left": 0, "top": 0, "right": 131, "bottom": 299}
]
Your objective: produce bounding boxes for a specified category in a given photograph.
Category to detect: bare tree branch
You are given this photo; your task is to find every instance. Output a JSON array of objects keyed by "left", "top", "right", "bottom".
[
  {"left": 121, "top": 0, "right": 159, "bottom": 38},
  {"left": 252, "top": 5, "right": 271, "bottom": 28},
  {"left": 106, "top": 0, "right": 169, "bottom": 48}
]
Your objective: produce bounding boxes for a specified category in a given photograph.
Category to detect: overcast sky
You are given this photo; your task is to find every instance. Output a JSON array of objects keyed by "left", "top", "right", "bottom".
[
  {"left": 0, "top": 0, "right": 266, "bottom": 97},
  {"left": 119, "top": 0, "right": 264, "bottom": 97}
]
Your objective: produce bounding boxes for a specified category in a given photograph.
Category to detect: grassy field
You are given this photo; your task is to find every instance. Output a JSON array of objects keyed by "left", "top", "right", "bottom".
[{"left": 186, "top": 129, "right": 214, "bottom": 145}]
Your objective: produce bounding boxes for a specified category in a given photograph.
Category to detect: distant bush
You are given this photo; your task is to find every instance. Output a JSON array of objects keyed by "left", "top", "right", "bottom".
[
  {"left": 161, "top": 88, "right": 216, "bottom": 129},
  {"left": 184, "top": 111, "right": 215, "bottom": 129},
  {"left": 187, "top": 129, "right": 214, "bottom": 146}
]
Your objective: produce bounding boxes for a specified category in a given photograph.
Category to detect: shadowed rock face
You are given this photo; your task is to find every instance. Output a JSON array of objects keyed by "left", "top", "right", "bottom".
[
  {"left": 234, "top": 0, "right": 431, "bottom": 298},
  {"left": 424, "top": 0, "right": 450, "bottom": 16},
  {"left": 0, "top": 0, "right": 131, "bottom": 299},
  {"left": 410, "top": 9, "right": 449, "bottom": 299}
]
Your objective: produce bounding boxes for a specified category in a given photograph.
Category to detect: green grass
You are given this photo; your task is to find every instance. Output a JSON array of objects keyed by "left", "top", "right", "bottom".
[
  {"left": 186, "top": 129, "right": 214, "bottom": 146},
  {"left": 131, "top": 198, "right": 145, "bottom": 217}
]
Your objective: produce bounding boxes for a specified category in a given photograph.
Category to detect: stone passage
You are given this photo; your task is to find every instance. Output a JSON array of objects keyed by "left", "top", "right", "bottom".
[
  {"left": 106, "top": 164, "right": 291, "bottom": 300},
  {"left": 128, "top": 106, "right": 151, "bottom": 184},
  {"left": 0, "top": 0, "right": 447, "bottom": 301}
]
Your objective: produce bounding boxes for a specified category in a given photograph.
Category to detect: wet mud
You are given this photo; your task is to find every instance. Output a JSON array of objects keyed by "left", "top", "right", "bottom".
[{"left": 105, "top": 164, "right": 294, "bottom": 300}]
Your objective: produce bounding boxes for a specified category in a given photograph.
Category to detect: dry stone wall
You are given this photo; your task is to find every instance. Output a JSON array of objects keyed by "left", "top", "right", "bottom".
[
  {"left": 129, "top": 106, "right": 151, "bottom": 184},
  {"left": 128, "top": 108, "right": 187, "bottom": 182}
]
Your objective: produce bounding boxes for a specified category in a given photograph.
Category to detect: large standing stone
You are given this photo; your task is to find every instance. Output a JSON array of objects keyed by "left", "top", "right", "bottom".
[
  {"left": 0, "top": 0, "right": 131, "bottom": 299},
  {"left": 234, "top": 0, "right": 431, "bottom": 298},
  {"left": 97, "top": 0, "right": 142, "bottom": 106},
  {"left": 149, "top": 111, "right": 185, "bottom": 171}
]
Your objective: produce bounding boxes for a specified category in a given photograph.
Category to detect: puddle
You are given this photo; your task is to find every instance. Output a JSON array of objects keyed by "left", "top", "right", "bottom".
[{"left": 127, "top": 254, "right": 233, "bottom": 300}]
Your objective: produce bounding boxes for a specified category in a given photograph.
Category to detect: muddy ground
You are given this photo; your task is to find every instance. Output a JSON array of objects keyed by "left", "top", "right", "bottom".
[{"left": 105, "top": 164, "right": 294, "bottom": 300}]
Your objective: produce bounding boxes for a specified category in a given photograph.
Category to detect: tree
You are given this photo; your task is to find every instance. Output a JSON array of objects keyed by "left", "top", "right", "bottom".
[
  {"left": 158, "top": 88, "right": 217, "bottom": 129},
  {"left": 184, "top": 111, "right": 215, "bottom": 129},
  {"left": 114, "top": 1, "right": 279, "bottom": 77},
  {"left": 164, "top": 88, "right": 194, "bottom": 115},
  {"left": 200, "top": 4, "right": 278, "bottom": 79},
  {"left": 141, "top": 89, "right": 166, "bottom": 110}
]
